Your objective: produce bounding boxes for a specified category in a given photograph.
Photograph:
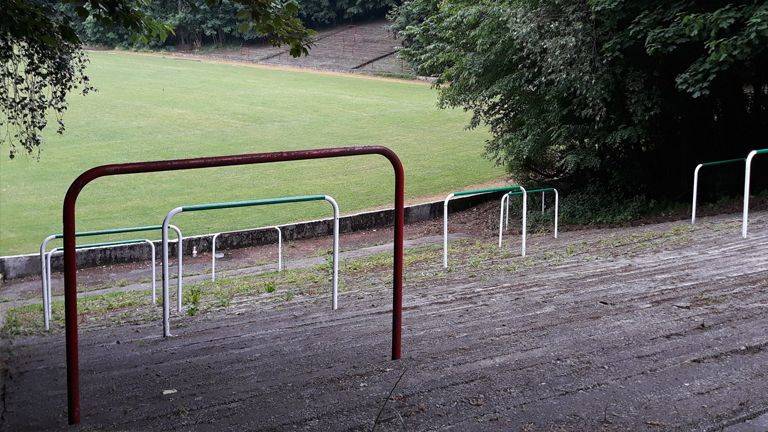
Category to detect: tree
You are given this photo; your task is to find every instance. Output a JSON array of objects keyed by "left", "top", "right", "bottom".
[
  {"left": 69, "top": 0, "right": 399, "bottom": 47},
  {"left": 297, "top": 0, "right": 398, "bottom": 26},
  {"left": 391, "top": 0, "right": 768, "bottom": 207},
  {"left": 0, "top": 0, "right": 313, "bottom": 158}
]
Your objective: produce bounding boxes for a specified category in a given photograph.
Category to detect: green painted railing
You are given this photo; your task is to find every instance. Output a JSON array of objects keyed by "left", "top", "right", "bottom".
[
  {"left": 71, "top": 238, "right": 150, "bottom": 250},
  {"left": 505, "top": 187, "right": 555, "bottom": 196},
  {"left": 755, "top": 148, "right": 768, "bottom": 155},
  {"left": 453, "top": 185, "right": 522, "bottom": 197},
  {"left": 699, "top": 158, "right": 745, "bottom": 168},
  {"left": 52, "top": 225, "right": 163, "bottom": 239},
  {"left": 181, "top": 195, "right": 327, "bottom": 212}
]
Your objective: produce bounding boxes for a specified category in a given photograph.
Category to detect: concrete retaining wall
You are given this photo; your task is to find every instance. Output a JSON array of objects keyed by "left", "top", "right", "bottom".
[{"left": 0, "top": 193, "right": 499, "bottom": 281}]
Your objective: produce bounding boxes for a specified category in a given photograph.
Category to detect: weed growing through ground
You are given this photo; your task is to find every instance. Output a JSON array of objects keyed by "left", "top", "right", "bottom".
[
  {"left": 185, "top": 286, "right": 202, "bottom": 316},
  {"left": 264, "top": 281, "right": 276, "bottom": 293}
]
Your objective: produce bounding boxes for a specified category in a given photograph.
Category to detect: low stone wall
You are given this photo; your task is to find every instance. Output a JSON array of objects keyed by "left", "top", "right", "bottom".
[{"left": 0, "top": 193, "right": 499, "bottom": 281}]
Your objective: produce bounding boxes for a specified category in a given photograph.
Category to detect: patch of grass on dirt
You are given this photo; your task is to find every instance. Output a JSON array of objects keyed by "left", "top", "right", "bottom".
[
  {"left": 184, "top": 285, "right": 202, "bottom": 316},
  {"left": 2, "top": 304, "right": 44, "bottom": 336},
  {"left": 598, "top": 224, "right": 693, "bottom": 250},
  {"left": 2, "top": 290, "right": 148, "bottom": 336}
]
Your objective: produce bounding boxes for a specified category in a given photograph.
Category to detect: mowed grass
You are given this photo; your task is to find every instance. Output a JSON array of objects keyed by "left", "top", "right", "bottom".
[{"left": 0, "top": 51, "right": 502, "bottom": 255}]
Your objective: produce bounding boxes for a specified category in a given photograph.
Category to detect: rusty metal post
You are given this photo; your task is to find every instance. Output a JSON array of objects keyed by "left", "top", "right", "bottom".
[{"left": 62, "top": 146, "right": 405, "bottom": 425}]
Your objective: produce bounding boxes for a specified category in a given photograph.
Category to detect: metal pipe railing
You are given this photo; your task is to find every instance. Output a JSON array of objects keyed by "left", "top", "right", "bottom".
[
  {"left": 161, "top": 194, "right": 340, "bottom": 336},
  {"left": 743, "top": 148, "right": 768, "bottom": 238},
  {"left": 443, "top": 185, "right": 525, "bottom": 268},
  {"left": 210, "top": 227, "right": 283, "bottom": 282},
  {"left": 39, "top": 225, "right": 182, "bottom": 330},
  {"left": 504, "top": 187, "right": 558, "bottom": 240},
  {"left": 45, "top": 239, "right": 156, "bottom": 320},
  {"left": 61, "top": 146, "right": 405, "bottom": 425},
  {"left": 500, "top": 187, "right": 527, "bottom": 255},
  {"left": 690, "top": 158, "right": 744, "bottom": 224}
]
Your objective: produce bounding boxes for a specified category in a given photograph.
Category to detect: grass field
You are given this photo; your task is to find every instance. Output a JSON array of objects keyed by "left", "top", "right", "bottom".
[{"left": 0, "top": 51, "right": 502, "bottom": 255}]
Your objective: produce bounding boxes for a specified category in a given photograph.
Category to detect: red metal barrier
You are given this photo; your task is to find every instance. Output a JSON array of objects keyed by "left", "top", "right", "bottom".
[{"left": 62, "top": 146, "right": 405, "bottom": 425}]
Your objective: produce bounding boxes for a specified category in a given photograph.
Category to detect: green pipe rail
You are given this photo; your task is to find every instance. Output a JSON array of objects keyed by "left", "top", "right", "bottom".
[
  {"left": 45, "top": 238, "right": 159, "bottom": 317},
  {"left": 504, "top": 187, "right": 559, "bottom": 238},
  {"left": 161, "top": 194, "right": 341, "bottom": 337},
  {"left": 444, "top": 185, "right": 526, "bottom": 268},
  {"left": 692, "top": 158, "right": 746, "bottom": 224},
  {"left": 181, "top": 195, "right": 327, "bottom": 212},
  {"left": 39, "top": 224, "right": 183, "bottom": 331},
  {"left": 46, "top": 225, "right": 165, "bottom": 239},
  {"left": 452, "top": 185, "right": 523, "bottom": 198}
]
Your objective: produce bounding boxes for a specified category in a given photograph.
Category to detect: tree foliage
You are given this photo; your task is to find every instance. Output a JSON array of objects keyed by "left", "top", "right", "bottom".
[
  {"left": 1, "top": 0, "right": 313, "bottom": 158},
  {"left": 71, "top": 0, "right": 396, "bottom": 48},
  {"left": 297, "top": 0, "right": 397, "bottom": 26},
  {"left": 392, "top": 0, "right": 768, "bottom": 199}
]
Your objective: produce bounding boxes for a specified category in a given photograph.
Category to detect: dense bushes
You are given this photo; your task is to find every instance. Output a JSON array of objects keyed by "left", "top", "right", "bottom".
[{"left": 391, "top": 0, "right": 768, "bottom": 210}]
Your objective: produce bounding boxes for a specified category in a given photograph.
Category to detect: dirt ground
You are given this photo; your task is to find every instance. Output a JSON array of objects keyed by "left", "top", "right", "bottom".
[{"left": 1, "top": 208, "right": 767, "bottom": 431}]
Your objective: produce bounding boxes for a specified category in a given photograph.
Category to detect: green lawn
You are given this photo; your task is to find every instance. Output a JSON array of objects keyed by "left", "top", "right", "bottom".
[{"left": 0, "top": 51, "right": 502, "bottom": 255}]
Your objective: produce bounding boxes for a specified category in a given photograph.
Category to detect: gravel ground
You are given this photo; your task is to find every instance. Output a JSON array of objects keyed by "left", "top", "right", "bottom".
[{"left": 1, "top": 210, "right": 766, "bottom": 431}]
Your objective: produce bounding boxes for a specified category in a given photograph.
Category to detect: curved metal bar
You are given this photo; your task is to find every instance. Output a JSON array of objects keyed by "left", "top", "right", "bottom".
[
  {"left": 442, "top": 193, "right": 455, "bottom": 268},
  {"left": 324, "top": 195, "right": 341, "bottom": 310},
  {"left": 62, "top": 146, "right": 406, "bottom": 425},
  {"left": 506, "top": 187, "right": 555, "bottom": 230},
  {"left": 211, "top": 226, "right": 283, "bottom": 283},
  {"left": 690, "top": 158, "right": 745, "bottom": 225},
  {"left": 443, "top": 185, "right": 523, "bottom": 268},
  {"left": 44, "top": 239, "right": 158, "bottom": 322},
  {"left": 168, "top": 224, "right": 183, "bottom": 310},
  {"left": 498, "top": 194, "right": 507, "bottom": 248},
  {"left": 522, "top": 188, "right": 527, "bottom": 256},
  {"left": 162, "top": 207, "right": 184, "bottom": 337},
  {"left": 505, "top": 187, "right": 557, "bottom": 241},
  {"left": 743, "top": 149, "right": 768, "bottom": 238},
  {"left": 692, "top": 163, "right": 703, "bottom": 224},
  {"left": 145, "top": 240, "right": 157, "bottom": 304},
  {"left": 40, "top": 225, "right": 182, "bottom": 329},
  {"left": 165, "top": 195, "right": 340, "bottom": 334},
  {"left": 502, "top": 186, "right": 527, "bottom": 256},
  {"left": 47, "top": 240, "right": 156, "bottom": 304},
  {"left": 211, "top": 232, "right": 222, "bottom": 282},
  {"left": 39, "top": 234, "right": 57, "bottom": 330}
]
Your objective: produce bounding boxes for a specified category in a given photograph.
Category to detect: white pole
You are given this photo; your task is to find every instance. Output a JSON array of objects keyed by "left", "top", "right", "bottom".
[
  {"left": 443, "top": 193, "right": 454, "bottom": 268},
  {"left": 553, "top": 189, "right": 559, "bottom": 239},
  {"left": 144, "top": 240, "right": 156, "bottom": 304},
  {"left": 325, "top": 196, "right": 340, "bottom": 310},
  {"left": 167, "top": 225, "right": 183, "bottom": 310},
  {"left": 46, "top": 250, "right": 54, "bottom": 319},
  {"left": 275, "top": 226, "right": 283, "bottom": 271},
  {"left": 742, "top": 151, "right": 757, "bottom": 238},
  {"left": 541, "top": 191, "right": 545, "bottom": 213},
  {"left": 40, "top": 234, "right": 56, "bottom": 330},
  {"left": 498, "top": 194, "right": 507, "bottom": 248},
  {"left": 521, "top": 187, "right": 527, "bottom": 257},
  {"left": 211, "top": 232, "right": 221, "bottom": 282},
  {"left": 502, "top": 188, "right": 527, "bottom": 256},
  {"left": 162, "top": 208, "right": 183, "bottom": 337},
  {"left": 692, "top": 164, "right": 703, "bottom": 224},
  {"left": 505, "top": 193, "right": 510, "bottom": 230}
]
